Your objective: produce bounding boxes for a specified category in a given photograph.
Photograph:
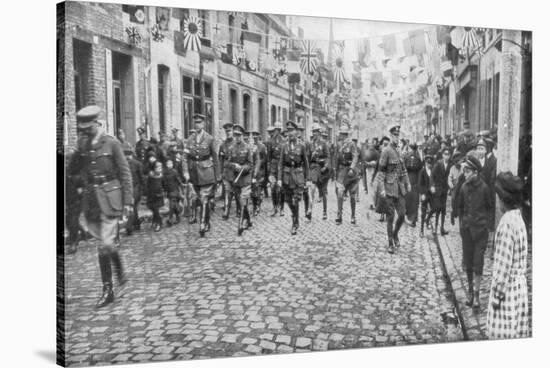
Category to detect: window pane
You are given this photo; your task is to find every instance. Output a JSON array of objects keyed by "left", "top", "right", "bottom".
[
  {"left": 183, "top": 98, "right": 192, "bottom": 138},
  {"left": 183, "top": 76, "right": 192, "bottom": 94},
  {"left": 194, "top": 79, "right": 201, "bottom": 96},
  {"left": 194, "top": 97, "right": 202, "bottom": 114},
  {"left": 204, "top": 81, "right": 212, "bottom": 98}
]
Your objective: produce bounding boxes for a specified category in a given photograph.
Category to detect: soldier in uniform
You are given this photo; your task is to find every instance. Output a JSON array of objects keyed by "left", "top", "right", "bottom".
[
  {"left": 124, "top": 146, "right": 145, "bottom": 236},
  {"left": 309, "top": 123, "right": 331, "bottom": 220},
  {"left": 278, "top": 121, "right": 310, "bottom": 235},
  {"left": 267, "top": 121, "right": 285, "bottom": 217},
  {"left": 251, "top": 130, "right": 267, "bottom": 216},
  {"left": 378, "top": 125, "right": 411, "bottom": 254},
  {"left": 68, "top": 105, "right": 133, "bottom": 308},
  {"left": 182, "top": 114, "right": 220, "bottom": 237},
  {"left": 224, "top": 124, "right": 256, "bottom": 235},
  {"left": 334, "top": 126, "right": 360, "bottom": 225},
  {"left": 135, "top": 127, "right": 152, "bottom": 164},
  {"left": 297, "top": 123, "right": 313, "bottom": 220},
  {"left": 219, "top": 122, "right": 238, "bottom": 220}
]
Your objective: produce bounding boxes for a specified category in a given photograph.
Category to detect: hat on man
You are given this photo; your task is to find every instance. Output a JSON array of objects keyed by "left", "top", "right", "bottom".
[
  {"left": 495, "top": 171, "right": 524, "bottom": 206},
  {"left": 339, "top": 125, "right": 350, "bottom": 135},
  {"left": 123, "top": 146, "right": 135, "bottom": 155},
  {"left": 380, "top": 135, "right": 390, "bottom": 143},
  {"left": 76, "top": 105, "right": 102, "bottom": 128},
  {"left": 296, "top": 122, "right": 305, "bottom": 131},
  {"left": 193, "top": 113, "right": 206, "bottom": 122},
  {"left": 233, "top": 124, "right": 245, "bottom": 135},
  {"left": 476, "top": 138, "right": 487, "bottom": 148},
  {"left": 267, "top": 126, "right": 276, "bottom": 133},
  {"left": 321, "top": 129, "right": 328, "bottom": 137},
  {"left": 311, "top": 123, "right": 321, "bottom": 132},
  {"left": 286, "top": 120, "right": 298, "bottom": 130},
  {"left": 251, "top": 130, "right": 260, "bottom": 136},
  {"left": 389, "top": 125, "right": 401, "bottom": 136},
  {"left": 274, "top": 121, "right": 283, "bottom": 130},
  {"left": 424, "top": 155, "right": 434, "bottom": 164},
  {"left": 222, "top": 122, "right": 234, "bottom": 130},
  {"left": 463, "top": 155, "right": 482, "bottom": 172},
  {"left": 451, "top": 150, "right": 463, "bottom": 162},
  {"left": 137, "top": 127, "right": 146, "bottom": 135},
  {"left": 410, "top": 142, "right": 418, "bottom": 150}
]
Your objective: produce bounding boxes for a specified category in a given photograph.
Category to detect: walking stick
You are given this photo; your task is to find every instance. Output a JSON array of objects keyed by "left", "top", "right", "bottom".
[{"left": 233, "top": 166, "right": 245, "bottom": 185}]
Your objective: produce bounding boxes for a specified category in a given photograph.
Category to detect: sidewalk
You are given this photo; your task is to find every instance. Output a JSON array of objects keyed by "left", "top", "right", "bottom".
[{"left": 430, "top": 221, "right": 532, "bottom": 341}]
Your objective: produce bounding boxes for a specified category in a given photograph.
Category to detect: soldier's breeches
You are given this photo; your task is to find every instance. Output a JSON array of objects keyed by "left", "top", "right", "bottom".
[
  {"left": 233, "top": 184, "right": 251, "bottom": 202},
  {"left": 86, "top": 214, "right": 119, "bottom": 255}
]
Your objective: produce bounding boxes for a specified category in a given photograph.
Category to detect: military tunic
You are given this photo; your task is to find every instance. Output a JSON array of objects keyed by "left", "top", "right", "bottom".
[
  {"left": 182, "top": 131, "right": 220, "bottom": 199},
  {"left": 224, "top": 140, "right": 256, "bottom": 201},
  {"left": 309, "top": 137, "right": 331, "bottom": 194},
  {"left": 334, "top": 139, "right": 360, "bottom": 194},
  {"left": 277, "top": 138, "right": 310, "bottom": 201},
  {"left": 219, "top": 137, "right": 235, "bottom": 194},
  {"left": 378, "top": 143, "right": 410, "bottom": 216},
  {"left": 267, "top": 134, "right": 285, "bottom": 183}
]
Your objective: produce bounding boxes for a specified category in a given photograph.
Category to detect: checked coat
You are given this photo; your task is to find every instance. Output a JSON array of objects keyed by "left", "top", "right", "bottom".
[{"left": 487, "top": 209, "right": 531, "bottom": 339}]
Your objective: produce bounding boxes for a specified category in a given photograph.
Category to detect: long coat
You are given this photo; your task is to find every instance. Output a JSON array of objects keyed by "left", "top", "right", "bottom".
[
  {"left": 487, "top": 209, "right": 530, "bottom": 339},
  {"left": 182, "top": 131, "right": 220, "bottom": 186}
]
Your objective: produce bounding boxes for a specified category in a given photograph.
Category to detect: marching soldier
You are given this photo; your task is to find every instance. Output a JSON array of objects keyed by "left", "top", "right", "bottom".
[
  {"left": 219, "top": 122, "right": 238, "bottom": 220},
  {"left": 309, "top": 123, "right": 331, "bottom": 220},
  {"left": 182, "top": 114, "right": 220, "bottom": 237},
  {"left": 68, "top": 105, "right": 133, "bottom": 308},
  {"left": 251, "top": 130, "right": 267, "bottom": 216},
  {"left": 334, "top": 125, "right": 360, "bottom": 225},
  {"left": 278, "top": 121, "right": 310, "bottom": 235},
  {"left": 135, "top": 127, "right": 152, "bottom": 164},
  {"left": 296, "top": 123, "right": 313, "bottom": 220},
  {"left": 378, "top": 125, "right": 411, "bottom": 254},
  {"left": 267, "top": 121, "right": 285, "bottom": 216},
  {"left": 224, "top": 124, "right": 256, "bottom": 235}
]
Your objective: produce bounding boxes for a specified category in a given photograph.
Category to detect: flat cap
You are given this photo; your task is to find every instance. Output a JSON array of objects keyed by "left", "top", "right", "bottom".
[
  {"left": 424, "top": 155, "right": 434, "bottom": 164},
  {"left": 286, "top": 120, "right": 298, "bottom": 130},
  {"left": 193, "top": 113, "right": 206, "bottom": 121},
  {"left": 250, "top": 130, "right": 260, "bottom": 136},
  {"left": 232, "top": 124, "right": 245, "bottom": 135},
  {"left": 495, "top": 171, "right": 524, "bottom": 206},
  {"left": 389, "top": 124, "right": 401, "bottom": 135},
  {"left": 76, "top": 105, "right": 101, "bottom": 127},
  {"left": 267, "top": 126, "right": 276, "bottom": 132},
  {"left": 222, "top": 122, "right": 234, "bottom": 130},
  {"left": 311, "top": 123, "right": 322, "bottom": 132},
  {"left": 339, "top": 125, "right": 350, "bottom": 134},
  {"left": 463, "top": 155, "right": 482, "bottom": 172}
]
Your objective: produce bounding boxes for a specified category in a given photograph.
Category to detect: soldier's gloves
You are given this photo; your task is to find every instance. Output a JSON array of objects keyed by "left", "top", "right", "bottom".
[
  {"left": 252, "top": 178, "right": 257, "bottom": 184},
  {"left": 234, "top": 163, "right": 242, "bottom": 171},
  {"left": 406, "top": 183, "right": 411, "bottom": 192}
]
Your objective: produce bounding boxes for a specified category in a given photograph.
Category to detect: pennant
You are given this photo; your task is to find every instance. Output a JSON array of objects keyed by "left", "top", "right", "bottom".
[
  {"left": 242, "top": 31, "right": 261, "bottom": 65},
  {"left": 125, "top": 26, "right": 142, "bottom": 45},
  {"left": 286, "top": 48, "right": 301, "bottom": 74},
  {"left": 300, "top": 40, "right": 319, "bottom": 75},
  {"left": 382, "top": 34, "right": 397, "bottom": 57},
  {"left": 124, "top": 5, "right": 145, "bottom": 24},
  {"left": 408, "top": 29, "right": 427, "bottom": 55},
  {"left": 151, "top": 24, "right": 165, "bottom": 43},
  {"left": 182, "top": 16, "right": 202, "bottom": 51},
  {"left": 156, "top": 7, "right": 170, "bottom": 31},
  {"left": 174, "top": 30, "right": 186, "bottom": 56},
  {"left": 357, "top": 38, "right": 371, "bottom": 67}
]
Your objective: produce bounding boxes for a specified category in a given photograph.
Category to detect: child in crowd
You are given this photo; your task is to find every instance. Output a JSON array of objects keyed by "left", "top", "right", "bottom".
[
  {"left": 418, "top": 154, "right": 434, "bottom": 237},
  {"left": 147, "top": 160, "right": 165, "bottom": 232},
  {"left": 164, "top": 159, "right": 184, "bottom": 226}
]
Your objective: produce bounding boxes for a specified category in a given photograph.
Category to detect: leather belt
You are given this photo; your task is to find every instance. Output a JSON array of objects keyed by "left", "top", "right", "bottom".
[
  {"left": 89, "top": 174, "right": 116, "bottom": 185},
  {"left": 284, "top": 162, "right": 302, "bottom": 168},
  {"left": 190, "top": 155, "right": 211, "bottom": 162}
]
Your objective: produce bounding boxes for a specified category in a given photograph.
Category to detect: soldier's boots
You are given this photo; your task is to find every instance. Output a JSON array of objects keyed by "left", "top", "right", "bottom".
[
  {"left": 420, "top": 219, "right": 425, "bottom": 238},
  {"left": 238, "top": 200, "right": 253, "bottom": 236},
  {"left": 393, "top": 215, "right": 404, "bottom": 248},
  {"left": 270, "top": 188, "right": 279, "bottom": 217},
  {"left": 322, "top": 196, "right": 327, "bottom": 220},
  {"left": 279, "top": 194, "right": 285, "bottom": 216},
  {"left": 189, "top": 202, "right": 198, "bottom": 224},
  {"left": 96, "top": 254, "right": 114, "bottom": 309},
  {"left": 290, "top": 200, "right": 299, "bottom": 235},
  {"left": 387, "top": 239, "right": 395, "bottom": 254},
  {"left": 199, "top": 204, "right": 207, "bottom": 237},
  {"left": 440, "top": 213, "right": 449, "bottom": 236},
  {"left": 304, "top": 191, "right": 312, "bottom": 220},
  {"left": 472, "top": 275, "right": 481, "bottom": 310},
  {"left": 350, "top": 196, "right": 356, "bottom": 224},
  {"left": 335, "top": 196, "right": 343, "bottom": 225},
  {"left": 222, "top": 193, "right": 232, "bottom": 220},
  {"left": 110, "top": 250, "right": 127, "bottom": 287},
  {"left": 236, "top": 198, "right": 242, "bottom": 218}
]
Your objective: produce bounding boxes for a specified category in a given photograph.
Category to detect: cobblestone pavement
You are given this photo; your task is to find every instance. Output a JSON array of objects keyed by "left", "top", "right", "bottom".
[
  {"left": 63, "top": 181, "right": 462, "bottom": 366},
  {"left": 434, "top": 219, "right": 532, "bottom": 340}
]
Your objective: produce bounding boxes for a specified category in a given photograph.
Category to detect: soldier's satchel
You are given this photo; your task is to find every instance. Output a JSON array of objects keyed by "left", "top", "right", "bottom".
[{"left": 96, "top": 179, "right": 123, "bottom": 216}]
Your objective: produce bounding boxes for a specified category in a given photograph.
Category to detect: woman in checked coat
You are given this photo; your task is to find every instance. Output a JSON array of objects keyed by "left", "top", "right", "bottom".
[{"left": 487, "top": 172, "right": 531, "bottom": 339}]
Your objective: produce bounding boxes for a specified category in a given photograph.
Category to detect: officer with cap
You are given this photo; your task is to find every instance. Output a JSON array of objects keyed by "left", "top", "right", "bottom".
[
  {"left": 219, "top": 122, "right": 238, "bottom": 220},
  {"left": 224, "top": 124, "right": 257, "bottom": 235},
  {"left": 135, "top": 127, "right": 153, "bottom": 164},
  {"left": 310, "top": 123, "right": 331, "bottom": 219},
  {"left": 334, "top": 125, "right": 360, "bottom": 225},
  {"left": 182, "top": 113, "right": 220, "bottom": 237},
  {"left": 251, "top": 130, "right": 267, "bottom": 216},
  {"left": 68, "top": 105, "right": 133, "bottom": 308},
  {"left": 278, "top": 121, "right": 310, "bottom": 235},
  {"left": 378, "top": 124, "right": 411, "bottom": 254},
  {"left": 267, "top": 121, "right": 285, "bottom": 216}
]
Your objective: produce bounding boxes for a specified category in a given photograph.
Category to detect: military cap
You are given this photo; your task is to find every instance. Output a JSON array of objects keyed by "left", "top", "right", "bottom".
[
  {"left": 441, "top": 147, "right": 451, "bottom": 154},
  {"left": 274, "top": 121, "right": 283, "bottom": 130},
  {"left": 295, "top": 122, "right": 305, "bottom": 131},
  {"left": 193, "top": 113, "right": 206, "bottom": 121},
  {"left": 137, "top": 127, "right": 146, "bottom": 135},
  {"left": 233, "top": 124, "right": 245, "bottom": 135},
  {"left": 485, "top": 137, "right": 495, "bottom": 149},
  {"left": 451, "top": 151, "right": 463, "bottom": 162},
  {"left": 339, "top": 125, "right": 350, "bottom": 134},
  {"left": 463, "top": 155, "right": 482, "bottom": 172},
  {"left": 389, "top": 124, "right": 401, "bottom": 136},
  {"left": 321, "top": 129, "right": 328, "bottom": 136},
  {"left": 286, "top": 121, "right": 298, "bottom": 130},
  {"left": 222, "top": 122, "right": 234, "bottom": 130},
  {"left": 476, "top": 138, "right": 487, "bottom": 148},
  {"left": 76, "top": 105, "right": 102, "bottom": 127},
  {"left": 267, "top": 126, "right": 276, "bottom": 132},
  {"left": 123, "top": 146, "right": 135, "bottom": 155},
  {"left": 250, "top": 130, "right": 260, "bottom": 136},
  {"left": 311, "top": 123, "right": 322, "bottom": 132},
  {"left": 380, "top": 136, "right": 390, "bottom": 143}
]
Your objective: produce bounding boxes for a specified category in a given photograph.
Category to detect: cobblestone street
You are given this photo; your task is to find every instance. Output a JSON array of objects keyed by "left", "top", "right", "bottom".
[{"left": 63, "top": 181, "right": 462, "bottom": 366}]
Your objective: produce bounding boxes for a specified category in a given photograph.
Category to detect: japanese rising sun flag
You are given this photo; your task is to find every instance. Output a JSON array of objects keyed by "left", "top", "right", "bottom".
[{"left": 183, "top": 16, "right": 203, "bottom": 51}]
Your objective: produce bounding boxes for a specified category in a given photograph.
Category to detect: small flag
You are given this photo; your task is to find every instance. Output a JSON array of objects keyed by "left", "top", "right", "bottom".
[
  {"left": 151, "top": 24, "right": 165, "bottom": 42},
  {"left": 242, "top": 31, "right": 262, "bottom": 65},
  {"left": 125, "top": 26, "right": 142, "bottom": 45},
  {"left": 300, "top": 40, "right": 319, "bottom": 75},
  {"left": 286, "top": 48, "right": 301, "bottom": 74},
  {"left": 124, "top": 5, "right": 145, "bottom": 24},
  {"left": 156, "top": 7, "right": 170, "bottom": 31}
]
